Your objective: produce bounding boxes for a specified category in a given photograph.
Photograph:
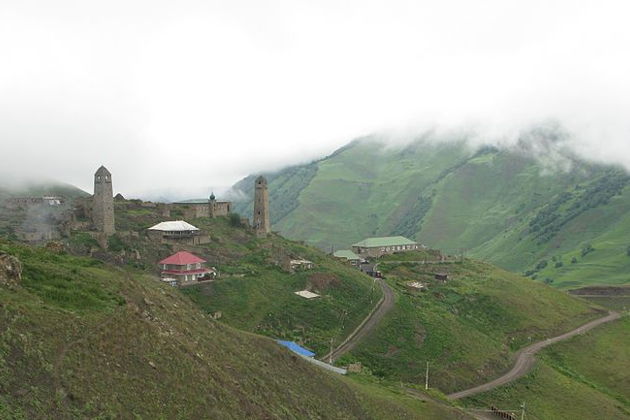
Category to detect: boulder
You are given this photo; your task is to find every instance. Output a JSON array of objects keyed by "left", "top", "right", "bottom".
[
  {"left": 45, "top": 241, "right": 65, "bottom": 254},
  {"left": 0, "top": 252, "right": 22, "bottom": 286}
]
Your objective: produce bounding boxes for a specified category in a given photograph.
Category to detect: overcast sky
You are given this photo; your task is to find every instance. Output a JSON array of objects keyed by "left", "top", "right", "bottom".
[{"left": 1, "top": 0, "right": 629, "bottom": 198}]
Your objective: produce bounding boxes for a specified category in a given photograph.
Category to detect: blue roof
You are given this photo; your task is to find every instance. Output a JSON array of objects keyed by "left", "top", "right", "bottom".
[{"left": 276, "top": 340, "right": 316, "bottom": 357}]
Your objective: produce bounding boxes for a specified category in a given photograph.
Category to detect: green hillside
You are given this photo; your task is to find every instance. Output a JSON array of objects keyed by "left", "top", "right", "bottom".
[
  {"left": 0, "top": 180, "right": 88, "bottom": 201},
  {"left": 232, "top": 134, "right": 630, "bottom": 288},
  {"left": 0, "top": 240, "right": 469, "bottom": 419},
  {"left": 464, "top": 316, "right": 630, "bottom": 420},
  {"left": 0, "top": 180, "right": 89, "bottom": 239},
  {"left": 336, "top": 253, "right": 602, "bottom": 394},
  {"left": 76, "top": 202, "right": 384, "bottom": 356}
]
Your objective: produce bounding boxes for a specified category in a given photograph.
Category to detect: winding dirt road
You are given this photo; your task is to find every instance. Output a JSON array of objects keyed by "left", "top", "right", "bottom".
[
  {"left": 448, "top": 311, "right": 622, "bottom": 400},
  {"left": 323, "top": 278, "right": 395, "bottom": 362}
]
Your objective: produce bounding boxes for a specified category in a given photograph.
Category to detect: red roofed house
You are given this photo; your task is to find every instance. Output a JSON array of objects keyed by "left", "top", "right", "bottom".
[{"left": 158, "top": 251, "right": 215, "bottom": 285}]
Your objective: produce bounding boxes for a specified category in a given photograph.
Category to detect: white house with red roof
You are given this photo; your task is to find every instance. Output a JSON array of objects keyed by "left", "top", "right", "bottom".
[{"left": 158, "top": 251, "right": 215, "bottom": 285}]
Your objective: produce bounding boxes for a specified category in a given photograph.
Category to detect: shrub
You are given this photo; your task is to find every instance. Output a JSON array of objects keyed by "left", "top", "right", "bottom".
[
  {"left": 571, "top": 256, "right": 578, "bottom": 264},
  {"left": 107, "top": 235, "right": 126, "bottom": 252},
  {"left": 581, "top": 243, "right": 594, "bottom": 257},
  {"left": 229, "top": 213, "right": 242, "bottom": 228},
  {"left": 554, "top": 261, "right": 564, "bottom": 268},
  {"left": 535, "top": 260, "right": 548, "bottom": 270}
]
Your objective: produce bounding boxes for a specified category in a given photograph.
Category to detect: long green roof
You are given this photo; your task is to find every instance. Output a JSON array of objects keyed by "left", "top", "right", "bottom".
[
  {"left": 333, "top": 250, "right": 361, "bottom": 260},
  {"left": 351, "top": 236, "right": 416, "bottom": 248}
]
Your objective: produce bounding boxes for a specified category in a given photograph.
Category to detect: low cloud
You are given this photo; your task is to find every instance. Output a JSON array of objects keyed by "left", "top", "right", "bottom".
[{"left": 1, "top": 0, "right": 629, "bottom": 197}]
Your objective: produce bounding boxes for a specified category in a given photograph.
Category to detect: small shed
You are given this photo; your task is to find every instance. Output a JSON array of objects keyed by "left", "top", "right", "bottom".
[
  {"left": 434, "top": 273, "right": 449, "bottom": 282},
  {"left": 405, "top": 281, "right": 426, "bottom": 293},
  {"left": 294, "top": 290, "right": 320, "bottom": 299},
  {"left": 290, "top": 259, "right": 314, "bottom": 270}
]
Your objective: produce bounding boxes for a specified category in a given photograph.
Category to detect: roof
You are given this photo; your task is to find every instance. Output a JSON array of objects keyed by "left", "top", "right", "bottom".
[
  {"left": 161, "top": 268, "right": 212, "bottom": 275},
  {"left": 352, "top": 236, "right": 417, "bottom": 248},
  {"left": 173, "top": 199, "right": 209, "bottom": 204},
  {"left": 158, "top": 251, "right": 206, "bottom": 265},
  {"left": 294, "top": 290, "right": 320, "bottom": 299},
  {"left": 333, "top": 250, "right": 361, "bottom": 260},
  {"left": 148, "top": 220, "right": 199, "bottom": 232},
  {"left": 276, "top": 340, "right": 316, "bottom": 357},
  {"left": 95, "top": 165, "right": 111, "bottom": 175}
]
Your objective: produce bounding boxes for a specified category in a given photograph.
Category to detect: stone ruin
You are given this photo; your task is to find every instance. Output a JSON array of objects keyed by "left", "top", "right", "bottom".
[{"left": 0, "top": 252, "right": 22, "bottom": 287}]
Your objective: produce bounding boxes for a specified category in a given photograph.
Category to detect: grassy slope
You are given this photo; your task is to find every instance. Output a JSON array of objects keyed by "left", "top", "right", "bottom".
[
  {"left": 337, "top": 253, "right": 602, "bottom": 394},
  {"left": 0, "top": 240, "right": 469, "bottom": 419},
  {"left": 95, "top": 204, "right": 383, "bottom": 356},
  {"left": 463, "top": 316, "right": 630, "bottom": 420},
  {"left": 232, "top": 137, "right": 630, "bottom": 288}
]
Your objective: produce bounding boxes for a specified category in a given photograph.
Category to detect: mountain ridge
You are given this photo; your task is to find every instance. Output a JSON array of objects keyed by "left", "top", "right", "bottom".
[{"left": 231, "top": 133, "right": 630, "bottom": 288}]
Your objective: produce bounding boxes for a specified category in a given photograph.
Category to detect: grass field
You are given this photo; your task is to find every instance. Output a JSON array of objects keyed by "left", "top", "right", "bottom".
[
  {"left": 463, "top": 316, "right": 630, "bottom": 420},
  {"left": 0, "top": 239, "right": 469, "bottom": 419},
  {"left": 338, "top": 253, "right": 602, "bottom": 393}
]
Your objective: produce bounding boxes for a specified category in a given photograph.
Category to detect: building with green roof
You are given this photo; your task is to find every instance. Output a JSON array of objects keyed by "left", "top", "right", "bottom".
[
  {"left": 351, "top": 236, "right": 421, "bottom": 258},
  {"left": 333, "top": 249, "right": 362, "bottom": 266}
]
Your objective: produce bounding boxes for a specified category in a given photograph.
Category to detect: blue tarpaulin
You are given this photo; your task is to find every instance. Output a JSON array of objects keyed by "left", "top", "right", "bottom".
[{"left": 276, "top": 340, "right": 316, "bottom": 357}]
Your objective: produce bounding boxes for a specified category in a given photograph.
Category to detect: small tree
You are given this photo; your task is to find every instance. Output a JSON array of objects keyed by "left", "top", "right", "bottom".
[
  {"left": 535, "top": 260, "right": 548, "bottom": 270},
  {"left": 581, "top": 243, "right": 594, "bottom": 257},
  {"left": 229, "top": 212, "right": 242, "bottom": 228}
]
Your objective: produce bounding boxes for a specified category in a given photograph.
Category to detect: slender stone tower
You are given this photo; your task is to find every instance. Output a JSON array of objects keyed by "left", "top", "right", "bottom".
[
  {"left": 253, "top": 176, "right": 270, "bottom": 237},
  {"left": 93, "top": 166, "right": 115, "bottom": 235}
]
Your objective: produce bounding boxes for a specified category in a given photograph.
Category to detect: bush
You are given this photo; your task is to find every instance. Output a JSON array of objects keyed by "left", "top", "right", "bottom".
[
  {"left": 571, "top": 256, "right": 578, "bottom": 264},
  {"left": 581, "top": 243, "right": 594, "bottom": 257},
  {"left": 535, "top": 260, "right": 548, "bottom": 270},
  {"left": 229, "top": 213, "right": 243, "bottom": 228},
  {"left": 544, "top": 277, "right": 554, "bottom": 285},
  {"left": 554, "top": 261, "right": 563, "bottom": 268},
  {"left": 107, "top": 235, "right": 127, "bottom": 252}
]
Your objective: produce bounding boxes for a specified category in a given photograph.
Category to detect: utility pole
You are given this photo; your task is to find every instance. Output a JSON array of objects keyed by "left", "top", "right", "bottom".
[{"left": 425, "top": 361, "right": 430, "bottom": 390}]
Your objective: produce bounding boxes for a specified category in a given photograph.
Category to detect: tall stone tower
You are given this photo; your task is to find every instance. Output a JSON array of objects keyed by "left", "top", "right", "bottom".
[
  {"left": 253, "top": 176, "right": 270, "bottom": 237},
  {"left": 93, "top": 166, "right": 115, "bottom": 235}
]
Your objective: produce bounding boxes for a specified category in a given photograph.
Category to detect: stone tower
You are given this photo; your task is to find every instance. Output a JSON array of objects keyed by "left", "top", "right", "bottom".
[
  {"left": 93, "top": 166, "right": 115, "bottom": 235},
  {"left": 253, "top": 176, "right": 270, "bottom": 237}
]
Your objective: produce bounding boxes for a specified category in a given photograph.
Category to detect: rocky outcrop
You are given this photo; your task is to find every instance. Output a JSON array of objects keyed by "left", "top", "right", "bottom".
[
  {"left": 0, "top": 252, "right": 22, "bottom": 286},
  {"left": 45, "top": 241, "right": 65, "bottom": 254}
]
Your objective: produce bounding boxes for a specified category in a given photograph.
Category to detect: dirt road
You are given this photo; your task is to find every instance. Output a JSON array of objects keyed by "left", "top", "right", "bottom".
[
  {"left": 448, "top": 311, "right": 622, "bottom": 400},
  {"left": 323, "top": 278, "right": 395, "bottom": 362}
]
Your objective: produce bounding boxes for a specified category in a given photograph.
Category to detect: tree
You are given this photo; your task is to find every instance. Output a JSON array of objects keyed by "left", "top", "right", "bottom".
[
  {"left": 581, "top": 243, "right": 594, "bottom": 257},
  {"left": 229, "top": 212, "right": 243, "bottom": 228}
]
